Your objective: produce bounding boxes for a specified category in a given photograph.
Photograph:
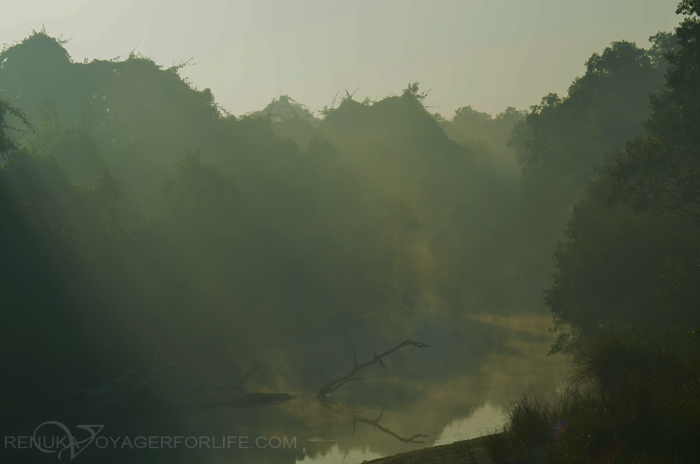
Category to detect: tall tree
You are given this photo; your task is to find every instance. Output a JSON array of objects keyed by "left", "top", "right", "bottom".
[{"left": 548, "top": 3, "right": 700, "bottom": 353}]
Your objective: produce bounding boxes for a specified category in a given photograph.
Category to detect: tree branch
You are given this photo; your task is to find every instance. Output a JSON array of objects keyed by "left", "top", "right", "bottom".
[{"left": 316, "top": 339, "right": 429, "bottom": 398}]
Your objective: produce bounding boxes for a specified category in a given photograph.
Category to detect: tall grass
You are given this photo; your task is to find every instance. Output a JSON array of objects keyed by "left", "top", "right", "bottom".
[{"left": 485, "top": 327, "right": 700, "bottom": 463}]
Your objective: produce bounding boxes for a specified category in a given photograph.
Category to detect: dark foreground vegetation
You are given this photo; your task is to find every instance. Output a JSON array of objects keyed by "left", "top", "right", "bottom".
[
  {"left": 2, "top": 0, "right": 700, "bottom": 463},
  {"left": 483, "top": 329, "right": 700, "bottom": 463},
  {"left": 369, "top": 330, "right": 700, "bottom": 464}
]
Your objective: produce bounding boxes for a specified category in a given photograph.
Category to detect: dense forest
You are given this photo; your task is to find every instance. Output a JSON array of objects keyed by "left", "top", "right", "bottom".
[{"left": 2, "top": 1, "right": 700, "bottom": 463}]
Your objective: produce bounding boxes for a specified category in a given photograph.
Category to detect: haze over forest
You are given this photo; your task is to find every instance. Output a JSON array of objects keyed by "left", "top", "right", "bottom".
[{"left": 2, "top": 1, "right": 700, "bottom": 463}]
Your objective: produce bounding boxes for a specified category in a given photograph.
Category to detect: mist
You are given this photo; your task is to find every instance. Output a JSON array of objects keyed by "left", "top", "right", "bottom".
[{"left": 2, "top": 2, "right": 699, "bottom": 463}]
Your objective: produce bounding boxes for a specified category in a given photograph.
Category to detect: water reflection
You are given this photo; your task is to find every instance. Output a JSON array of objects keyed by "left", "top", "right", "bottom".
[
  {"left": 4, "top": 314, "right": 569, "bottom": 463},
  {"left": 288, "top": 313, "right": 570, "bottom": 464},
  {"left": 434, "top": 403, "right": 504, "bottom": 446}
]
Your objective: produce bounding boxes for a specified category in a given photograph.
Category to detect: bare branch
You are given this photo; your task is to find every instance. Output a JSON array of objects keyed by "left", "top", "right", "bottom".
[{"left": 316, "top": 340, "right": 429, "bottom": 398}]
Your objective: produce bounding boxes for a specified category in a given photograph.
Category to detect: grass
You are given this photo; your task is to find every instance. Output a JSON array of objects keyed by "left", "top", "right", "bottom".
[{"left": 484, "top": 327, "right": 700, "bottom": 463}]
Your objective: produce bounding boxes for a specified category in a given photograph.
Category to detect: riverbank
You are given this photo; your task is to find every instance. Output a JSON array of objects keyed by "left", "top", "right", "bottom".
[{"left": 365, "top": 435, "right": 494, "bottom": 464}]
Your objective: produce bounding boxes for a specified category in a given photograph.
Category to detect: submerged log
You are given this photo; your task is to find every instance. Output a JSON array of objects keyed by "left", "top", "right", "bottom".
[{"left": 169, "top": 392, "right": 297, "bottom": 411}]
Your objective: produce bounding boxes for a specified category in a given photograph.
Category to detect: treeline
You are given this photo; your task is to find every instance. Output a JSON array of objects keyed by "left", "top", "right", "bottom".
[
  {"left": 483, "top": 1, "right": 700, "bottom": 462},
  {"left": 0, "top": 33, "right": 514, "bottom": 414}
]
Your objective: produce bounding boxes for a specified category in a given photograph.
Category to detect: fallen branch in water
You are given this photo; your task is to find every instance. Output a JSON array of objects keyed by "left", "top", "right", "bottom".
[
  {"left": 319, "top": 400, "right": 428, "bottom": 444},
  {"left": 163, "top": 392, "right": 297, "bottom": 412},
  {"left": 316, "top": 339, "right": 429, "bottom": 398}
]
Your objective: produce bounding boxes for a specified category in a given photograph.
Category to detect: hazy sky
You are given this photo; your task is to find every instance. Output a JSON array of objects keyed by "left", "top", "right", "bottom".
[{"left": 1, "top": 0, "right": 682, "bottom": 118}]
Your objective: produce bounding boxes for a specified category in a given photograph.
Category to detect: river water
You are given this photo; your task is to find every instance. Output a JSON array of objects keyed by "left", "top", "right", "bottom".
[
  {"left": 6, "top": 313, "right": 570, "bottom": 464},
  {"left": 292, "top": 313, "right": 570, "bottom": 464}
]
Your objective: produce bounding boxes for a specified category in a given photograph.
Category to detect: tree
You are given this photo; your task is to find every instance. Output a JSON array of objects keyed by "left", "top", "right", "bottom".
[
  {"left": 511, "top": 39, "right": 668, "bottom": 232},
  {"left": 548, "top": 3, "right": 700, "bottom": 353},
  {"left": 607, "top": 2, "right": 700, "bottom": 222},
  {"left": 0, "top": 99, "right": 29, "bottom": 155}
]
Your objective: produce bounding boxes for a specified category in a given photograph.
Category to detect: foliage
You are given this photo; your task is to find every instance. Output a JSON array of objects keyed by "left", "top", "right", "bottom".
[
  {"left": 607, "top": 4, "right": 700, "bottom": 222},
  {"left": 441, "top": 105, "right": 525, "bottom": 177},
  {"left": 0, "top": 99, "right": 30, "bottom": 154},
  {"left": 511, "top": 39, "right": 667, "bottom": 229},
  {"left": 487, "top": 328, "right": 700, "bottom": 463},
  {"left": 548, "top": 3, "right": 700, "bottom": 352}
]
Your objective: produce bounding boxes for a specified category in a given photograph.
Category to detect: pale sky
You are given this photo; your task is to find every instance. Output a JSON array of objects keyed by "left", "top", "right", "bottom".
[{"left": 0, "top": 0, "right": 682, "bottom": 118}]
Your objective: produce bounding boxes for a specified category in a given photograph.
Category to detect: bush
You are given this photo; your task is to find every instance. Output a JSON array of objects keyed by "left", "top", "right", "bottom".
[{"left": 486, "top": 327, "right": 700, "bottom": 463}]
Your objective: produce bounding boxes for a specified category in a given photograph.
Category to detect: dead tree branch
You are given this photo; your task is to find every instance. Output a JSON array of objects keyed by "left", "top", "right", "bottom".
[{"left": 316, "top": 339, "right": 429, "bottom": 398}]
